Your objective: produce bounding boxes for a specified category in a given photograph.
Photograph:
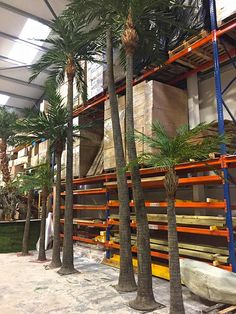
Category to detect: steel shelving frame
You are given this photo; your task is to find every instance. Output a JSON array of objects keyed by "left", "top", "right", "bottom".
[
  {"left": 59, "top": 0, "right": 236, "bottom": 273},
  {"left": 209, "top": 0, "right": 236, "bottom": 272}
]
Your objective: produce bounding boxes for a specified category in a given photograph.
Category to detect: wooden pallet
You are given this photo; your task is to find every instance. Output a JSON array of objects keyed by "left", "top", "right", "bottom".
[
  {"left": 168, "top": 30, "right": 209, "bottom": 58},
  {"left": 202, "top": 303, "right": 236, "bottom": 313}
]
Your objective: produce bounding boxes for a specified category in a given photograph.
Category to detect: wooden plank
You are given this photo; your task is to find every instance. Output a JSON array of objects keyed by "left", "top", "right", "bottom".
[
  {"left": 112, "top": 236, "right": 228, "bottom": 264},
  {"left": 138, "top": 237, "right": 229, "bottom": 256},
  {"left": 218, "top": 306, "right": 236, "bottom": 314}
]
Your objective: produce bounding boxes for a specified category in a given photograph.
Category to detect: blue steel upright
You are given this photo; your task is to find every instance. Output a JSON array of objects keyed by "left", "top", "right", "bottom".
[
  {"left": 105, "top": 187, "right": 111, "bottom": 259},
  {"left": 209, "top": 0, "right": 236, "bottom": 271}
]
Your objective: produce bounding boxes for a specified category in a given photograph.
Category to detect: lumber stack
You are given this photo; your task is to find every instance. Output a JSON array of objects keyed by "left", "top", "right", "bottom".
[
  {"left": 109, "top": 213, "right": 236, "bottom": 227},
  {"left": 111, "top": 234, "right": 229, "bottom": 265},
  {"left": 191, "top": 120, "right": 236, "bottom": 154}
]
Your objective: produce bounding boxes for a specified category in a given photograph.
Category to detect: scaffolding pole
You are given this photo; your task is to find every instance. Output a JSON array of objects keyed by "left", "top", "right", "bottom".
[{"left": 209, "top": 0, "right": 236, "bottom": 272}]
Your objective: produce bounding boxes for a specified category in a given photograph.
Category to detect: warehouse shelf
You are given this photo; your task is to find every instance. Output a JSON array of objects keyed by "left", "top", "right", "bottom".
[
  {"left": 73, "top": 19, "right": 236, "bottom": 117},
  {"left": 108, "top": 200, "right": 230, "bottom": 209},
  {"left": 58, "top": 3, "right": 236, "bottom": 275},
  {"left": 106, "top": 242, "right": 231, "bottom": 271},
  {"left": 60, "top": 155, "right": 236, "bottom": 271},
  {"left": 105, "top": 175, "right": 224, "bottom": 189},
  {"left": 60, "top": 176, "right": 110, "bottom": 256},
  {"left": 108, "top": 219, "right": 230, "bottom": 237}
]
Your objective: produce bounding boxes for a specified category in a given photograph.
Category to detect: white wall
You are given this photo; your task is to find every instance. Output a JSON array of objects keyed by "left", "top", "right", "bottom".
[{"left": 198, "top": 64, "right": 236, "bottom": 123}]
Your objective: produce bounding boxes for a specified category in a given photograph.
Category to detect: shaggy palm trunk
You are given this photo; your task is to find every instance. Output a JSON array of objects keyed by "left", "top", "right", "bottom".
[
  {"left": 106, "top": 28, "right": 136, "bottom": 292},
  {"left": 58, "top": 62, "right": 77, "bottom": 275},
  {"left": 50, "top": 148, "right": 63, "bottom": 268},
  {"left": 0, "top": 139, "right": 10, "bottom": 183},
  {"left": 38, "top": 188, "right": 47, "bottom": 261},
  {"left": 125, "top": 52, "right": 158, "bottom": 311},
  {"left": 22, "top": 190, "right": 33, "bottom": 255},
  {"left": 164, "top": 169, "right": 185, "bottom": 314}
]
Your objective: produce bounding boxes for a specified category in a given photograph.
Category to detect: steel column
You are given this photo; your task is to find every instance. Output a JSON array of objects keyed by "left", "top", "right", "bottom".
[
  {"left": 105, "top": 185, "right": 111, "bottom": 259},
  {"left": 209, "top": 0, "right": 236, "bottom": 272}
]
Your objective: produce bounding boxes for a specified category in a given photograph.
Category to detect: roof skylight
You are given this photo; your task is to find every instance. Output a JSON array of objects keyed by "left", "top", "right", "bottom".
[
  {"left": 19, "top": 18, "right": 51, "bottom": 46},
  {"left": 0, "top": 94, "right": 10, "bottom": 106},
  {"left": 8, "top": 18, "right": 51, "bottom": 64}
]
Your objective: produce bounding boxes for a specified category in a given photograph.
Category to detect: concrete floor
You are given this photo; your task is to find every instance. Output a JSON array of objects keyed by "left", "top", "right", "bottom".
[{"left": 0, "top": 245, "right": 211, "bottom": 314}]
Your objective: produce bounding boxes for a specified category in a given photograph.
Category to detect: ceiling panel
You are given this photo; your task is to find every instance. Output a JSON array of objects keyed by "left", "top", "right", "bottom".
[{"left": 0, "top": 0, "right": 69, "bottom": 110}]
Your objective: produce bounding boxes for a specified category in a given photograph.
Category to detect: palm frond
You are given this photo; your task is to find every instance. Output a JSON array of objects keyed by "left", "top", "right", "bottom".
[{"left": 136, "top": 121, "right": 226, "bottom": 170}]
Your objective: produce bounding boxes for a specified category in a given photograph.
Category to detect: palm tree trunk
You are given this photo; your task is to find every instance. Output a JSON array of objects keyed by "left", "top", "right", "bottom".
[
  {"left": 125, "top": 53, "right": 158, "bottom": 311},
  {"left": 50, "top": 148, "right": 62, "bottom": 268},
  {"left": 106, "top": 28, "right": 136, "bottom": 292},
  {"left": 22, "top": 190, "right": 33, "bottom": 255},
  {"left": 38, "top": 188, "right": 47, "bottom": 261},
  {"left": 58, "top": 70, "right": 77, "bottom": 275},
  {"left": 164, "top": 169, "right": 185, "bottom": 314},
  {"left": 0, "top": 139, "right": 10, "bottom": 184}
]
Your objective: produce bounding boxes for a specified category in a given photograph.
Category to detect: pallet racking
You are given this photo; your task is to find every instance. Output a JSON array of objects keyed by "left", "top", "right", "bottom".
[{"left": 59, "top": 0, "right": 236, "bottom": 275}]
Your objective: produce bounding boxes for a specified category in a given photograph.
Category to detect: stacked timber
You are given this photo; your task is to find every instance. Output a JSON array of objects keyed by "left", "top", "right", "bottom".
[
  {"left": 111, "top": 234, "right": 229, "bottom": 266},
  {"left": 191, "top": 120, "right": 236, "bottom": 154},
  {"left": 104, "top": 80, "right": 188, "bottom": 170},
  {"left": 110, "top": 213, "right": 236, "bottom": 228}
]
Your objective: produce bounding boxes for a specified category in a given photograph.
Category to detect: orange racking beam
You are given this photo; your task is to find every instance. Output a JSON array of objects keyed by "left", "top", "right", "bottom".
[
  {"left": 170, "top": 48, "right": 236, "bottom": 84},
  {"left": 108, "top": 200, "right": 228, "bottom": 209},
  {"left": 60, "top": 219, "right": 107, "bottom": 228},
  {"left": 61, "top": 188, "right": 107, "bottom": 196},
  {"left": 105, "top": 175, "right": 223, "bottom": 189},
  {"left": 108, "top": 219, "right": 229, "bottom": 237},
  {"left": 73, "top": 19, "right": 236, "bottom": 117},
  {"left": 60, "top": 233, "right": 106, "bottom": 245},
  {"left": 60, "top": 204, "right": 107, "bottom": 210}
]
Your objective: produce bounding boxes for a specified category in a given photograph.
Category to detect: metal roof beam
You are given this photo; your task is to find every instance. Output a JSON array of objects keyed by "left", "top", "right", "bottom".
[
  {"left": 2, "top": 104, "right": 26, "bottom": 111},
  {"left": 0, "top": 74, "right": 44, "bottom": 90},
  {"left": 0, "top": 2, "right": 52, "bottom": 27},
  {"left": 0, "top": 55, "right": 51, "bottom": 75},
  {"left": 0, "top": 31, "right": 48, "bottom": 52},
  {"left": 43, "top": 0, "right": 57, "bottom": 19},
  {"left": 0, "top": 90, "right": 37, "bottom": 102}
]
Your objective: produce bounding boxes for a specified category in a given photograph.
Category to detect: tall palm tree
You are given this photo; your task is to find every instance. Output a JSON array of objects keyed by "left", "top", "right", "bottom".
[
  {"left": 34, "top": 163, "right": 52, "bottom": 261},
  {"left": 120, "top": 2, "right": 203, "bottom": 310},
  {"left": 30, "top": 17, "right": 98, "bottom": 275},
  {"left": 64, "top": 1, "right": 137, "bottom": 291},
  {"left": 15, "top": 83, "right": 87, "bottom": 267},
  {"left": 136, "top": 122, "right": 225, "bottom": 314},
  {"left": 0, "top": 107, "right": 17, "bottom": 184},
  {"left": 15, "top": 84, "right": 67, "bottom": 267}
]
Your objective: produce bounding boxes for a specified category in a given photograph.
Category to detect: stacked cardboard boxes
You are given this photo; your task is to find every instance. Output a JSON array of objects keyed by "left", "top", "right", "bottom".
[{"left": 104, "top": 80, "right": 188, "bottom": 170}]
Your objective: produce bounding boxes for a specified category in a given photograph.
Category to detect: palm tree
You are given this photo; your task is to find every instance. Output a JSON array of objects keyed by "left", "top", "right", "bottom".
[
  {"left": 0, "top": 107, "right": 17, "bottom": 184},
  {"left": 64, "top": 1, "right": 137, "bottom": 291},
  {"left": 15, "top": 83, "right": 87, "bottom": 267},
  {"left": 15, "top": 168, "right": 44, "bottom": 256},
  {"left": 34, "top": 163, "right": 52, "bottom": 261},
  {"left": 15, "top": 84, "right": 67, "bottom": 267},
  {"left": 15, "top": 171, "right": 35, "bottom": 256},
  {"left": 30, "top": 17, "right": 98, "bottom": 275},
  {"left": 120, "top": 2, "right": 203, "bottom": 310},
  {"left": 136, "top": 121, "right": 225, "bottom": 314}
]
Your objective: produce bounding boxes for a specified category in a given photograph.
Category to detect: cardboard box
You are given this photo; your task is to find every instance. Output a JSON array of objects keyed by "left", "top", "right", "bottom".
[{"left": 103, "top": 80, "right": 188, "bottom": 170}]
